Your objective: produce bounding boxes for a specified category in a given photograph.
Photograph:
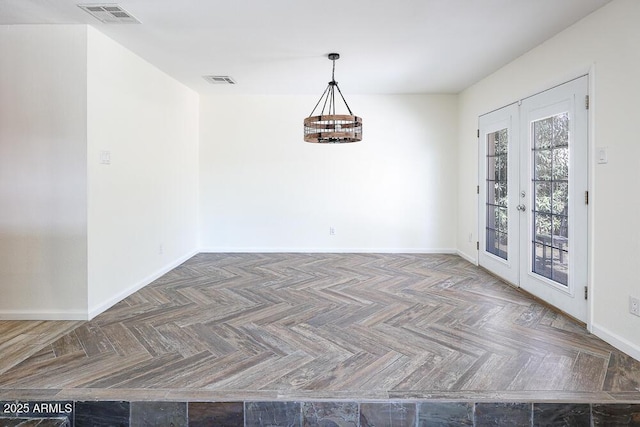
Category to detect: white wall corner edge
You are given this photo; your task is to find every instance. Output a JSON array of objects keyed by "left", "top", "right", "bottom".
[
  {"left": 456, "top": 249, "right": 478, "bottom": 265},
  {"left": 87, "top": 249, "right": 199, "bottom": 320},
  {"left": 198, "top": 247, "right": 458, "bottom": 254},
  {"left": 591, "top": 322, "right": 640, "bottom": 363}
]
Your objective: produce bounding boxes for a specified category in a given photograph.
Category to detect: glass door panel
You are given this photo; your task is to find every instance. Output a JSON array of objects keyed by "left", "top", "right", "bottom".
[
  {"left": 486, "top": 129, "right": 509, "bottom": 260},
  {"left": 531, "top": 113, "right": 569, "bottom": 286},
  {"left": 519, "top": 76, "right": 588, "bottom": 322},
  {"left": 478, "top": 104, "right": 519, "bottom": 286}
]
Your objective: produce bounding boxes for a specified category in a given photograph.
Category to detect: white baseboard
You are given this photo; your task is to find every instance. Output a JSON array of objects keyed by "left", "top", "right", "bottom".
[
  {"left": 0, "top": 310, "right": 89, "bottom": 321},
  {"left": 87, "top": 249, "right": 198, "bottom": 320},
  {"left": 199, "top": 247, "right": 458, "bottom": 254},
  {"left": 0, "top": 248, "right": 484, "bottom": 321},
  {"left": 456, "top": 249, "right": 478, "bottom": 265},
  {"left": 591, "top": 323, "right": 640, "bottom": 362}
]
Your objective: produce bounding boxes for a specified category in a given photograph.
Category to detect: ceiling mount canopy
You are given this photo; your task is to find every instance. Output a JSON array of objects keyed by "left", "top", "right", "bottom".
[{"left": 304, "top": 53, "right": 362, "bottom": 144}]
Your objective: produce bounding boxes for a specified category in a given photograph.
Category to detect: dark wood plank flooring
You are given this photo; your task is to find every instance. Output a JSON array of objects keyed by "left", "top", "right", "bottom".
[{"left": 1, "top": 253, "right": 639, "bottom": 401}]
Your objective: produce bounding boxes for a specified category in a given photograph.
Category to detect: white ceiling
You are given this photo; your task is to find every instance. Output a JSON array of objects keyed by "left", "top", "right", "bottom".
[{"left": 1, "top": 0, "right": 611, "bottom": 95}]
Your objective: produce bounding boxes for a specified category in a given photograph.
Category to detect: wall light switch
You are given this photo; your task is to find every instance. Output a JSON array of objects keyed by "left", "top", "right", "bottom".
[
  {"left": 100, "top": 150, "right": 111, "bottom": 165},
  {"left": 630, "top": 296, "right": 640, "bottom": 317},
  {"left": 596, "top": 147, "right": 608, "bottom": 164}
]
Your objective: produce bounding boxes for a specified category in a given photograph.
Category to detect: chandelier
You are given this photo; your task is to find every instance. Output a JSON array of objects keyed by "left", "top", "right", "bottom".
[{"left": 304, "top": 53, "right": 362, "bottom": 143}]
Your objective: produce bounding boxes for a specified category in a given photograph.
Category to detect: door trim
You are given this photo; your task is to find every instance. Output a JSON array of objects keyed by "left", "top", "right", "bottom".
[{"left": 477, "top": 74, "right": 591, "bottom": 326}]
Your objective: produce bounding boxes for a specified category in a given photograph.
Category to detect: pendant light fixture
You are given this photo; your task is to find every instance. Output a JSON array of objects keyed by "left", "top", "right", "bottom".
[{"left": 304, "top": 53, "right": 362, "bottom": 143}]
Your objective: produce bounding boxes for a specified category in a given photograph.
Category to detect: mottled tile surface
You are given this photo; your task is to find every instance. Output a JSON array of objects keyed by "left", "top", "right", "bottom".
[
  {"left": 360, "top": 402, "right": 416, "bottom": 427},
  {"left": 533, "top": 403, "right": 590, "bottom": 426},
  {"left": 0, "top": 401, "right": 74, "bottom": 427},
  {"left": 604, "top": 352, "right": 640, "bottom": 392},
  {"left": 0, "top": 401, "right": 73, "bottom": 420},
  {"left": 592, "top": 404, "right": 640, "bottom": 426},
  {"left": 74, "top": 401, "right": 130, "bottom": 427},
  {"left": 475, "top": 402, "right": 531, "bottom": 427},
  {"left": 245, "top": 401, "right": 301, "bottom": 427},
  {"left": 0, "top": 418, "right": 70, "bottom": 426},
  {"left": 3, "top": 253, "right": 639, "bottom": 403},
  {"left": 130, "top": 401, "right": 187, "bottom": 427},
  {"left": 418, "top": 402, "right": 473, "bottom": 426},
  {"left": 302, "top": 402, "right": 358, "bottom": 427},
  {"left": 188, "top": 402, "right": 243, "bottom": 427},
  {"left": 8, "top": 399, "right": 640, "bottom": 426}
]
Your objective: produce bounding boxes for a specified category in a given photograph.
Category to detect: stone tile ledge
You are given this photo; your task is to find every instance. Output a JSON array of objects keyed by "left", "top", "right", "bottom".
[{"left": 0, "top": 400, "right": 639, "bottom": 427}]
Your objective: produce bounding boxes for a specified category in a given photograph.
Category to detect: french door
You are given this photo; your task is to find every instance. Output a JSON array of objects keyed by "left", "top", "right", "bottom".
[{"left": 478, "top": 76, "right": 588, "bottom": 322}]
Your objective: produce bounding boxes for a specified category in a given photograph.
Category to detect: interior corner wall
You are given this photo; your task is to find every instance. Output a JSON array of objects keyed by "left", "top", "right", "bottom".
[
  {"left": 0, "top": 25, "right": 88, "bottom": 319},
  {"left": 457, "top": 0, "right": 640, "bottom": 359},
  {"left": 199, "top": 94, "right": 458, "bottom": 253},
  {"left": 86, "top": 27, "right": 199, "bottom": 318}
]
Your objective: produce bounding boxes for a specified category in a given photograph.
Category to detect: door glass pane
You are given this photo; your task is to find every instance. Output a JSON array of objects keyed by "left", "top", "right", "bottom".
[
  {"left": 486, "top": 128, "right": 508, "bottom": 260},
  {"left": 531, "top": 113, "right": 569, "bottom": 286}
]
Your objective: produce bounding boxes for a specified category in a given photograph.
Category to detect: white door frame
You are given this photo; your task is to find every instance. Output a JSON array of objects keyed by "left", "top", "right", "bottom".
[
  {"left": 519, "top": 76, "right": 589, "bottom": 322},
  {"left": 477, "top": 75, "right": 590, "bottom": 324},
  {"left": 478, "top": 104, "right": 520, "bottom": 286}
]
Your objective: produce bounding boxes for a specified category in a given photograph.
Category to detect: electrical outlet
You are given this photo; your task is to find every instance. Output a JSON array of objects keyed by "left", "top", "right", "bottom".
[
  {"left": 630, "top": 296, "right": 640, "bottom": 316},
  {"left": 329, "top": 227, "right": 336, "bottom": 236}
]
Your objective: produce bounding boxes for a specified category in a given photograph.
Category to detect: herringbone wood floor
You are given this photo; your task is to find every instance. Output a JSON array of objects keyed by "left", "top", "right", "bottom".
[{"left": 1, "top": 253, "right": 639, "bottom": 401}]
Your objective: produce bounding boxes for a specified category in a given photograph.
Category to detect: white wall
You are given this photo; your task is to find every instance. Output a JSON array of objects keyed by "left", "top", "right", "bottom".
[
  {"left": 200, "top": 94, "right": 458, "bottom": 252},
  {"left": 87, "top": 27, "right": 199, "bottom": 317},
  {"left": 0, "top": 25, "right": 88, "bottom": 319},
  {"left": 457, "top": 0, "right": 640, "bottom": 359},
  {"left": 0, "top": 25, "right": 199, "bottom": 320}
]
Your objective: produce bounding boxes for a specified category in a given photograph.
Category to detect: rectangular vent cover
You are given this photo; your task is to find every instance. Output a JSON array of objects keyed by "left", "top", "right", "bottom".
[
  {"left": 203, "top": 75, "right": 237, "bottom": 85},
  {"left": 78, "top": 4, "right": 141, "bottom": 24}
]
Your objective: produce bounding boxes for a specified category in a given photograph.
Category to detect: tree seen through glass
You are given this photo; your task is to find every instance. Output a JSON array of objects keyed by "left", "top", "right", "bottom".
[
  {"left": 486, "top": 129, "right": 508, "bottom": 260},
  {"left": 532, "top": 112, "right": 569, "bottom": 285}
]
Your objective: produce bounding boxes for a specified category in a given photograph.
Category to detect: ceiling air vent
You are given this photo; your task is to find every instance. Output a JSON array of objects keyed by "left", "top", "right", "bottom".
[
  {"left": 78, "top": 4, "right": 141, "bottom": 24},
  {"left": 203, "top": 75, "right": 237, "bottom": 85}
]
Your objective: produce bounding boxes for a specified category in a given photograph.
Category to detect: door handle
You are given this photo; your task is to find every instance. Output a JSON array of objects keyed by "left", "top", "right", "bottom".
[{"left": 517, "top": 204, "right": 526, "bottom": 212}]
